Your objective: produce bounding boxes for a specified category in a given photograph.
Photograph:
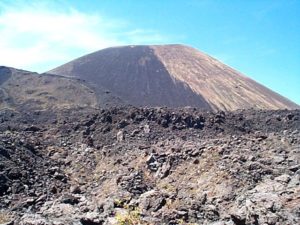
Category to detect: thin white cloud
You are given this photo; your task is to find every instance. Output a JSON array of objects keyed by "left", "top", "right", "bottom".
[{"left": 0, "top": 1, "right": 170, "bottom": 72}]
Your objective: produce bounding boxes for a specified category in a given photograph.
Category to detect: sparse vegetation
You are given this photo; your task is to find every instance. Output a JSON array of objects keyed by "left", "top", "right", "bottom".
[
  {"left": 159, "top": 182, "right": 177, "bottom": 193},
  {"left": 115, "top": 208, "right": 143, "bottom": 225},
  {"left": 114, "top": 197, "right": 131, "bottom": 208},
  {"left": 0, "top": 212, "right": 11, "bottom": 224}
]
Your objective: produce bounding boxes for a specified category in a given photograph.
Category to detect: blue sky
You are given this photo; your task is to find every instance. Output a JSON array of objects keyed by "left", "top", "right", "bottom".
[{"left": 0, "top": 0, "right": 299, "bottom": 104}]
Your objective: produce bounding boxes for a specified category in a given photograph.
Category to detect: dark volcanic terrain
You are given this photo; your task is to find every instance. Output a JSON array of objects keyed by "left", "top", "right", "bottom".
[
  {"left": 1, "top": 44, "right": 300, "bottom": 225},
  {"left": 0, "top": 107, "right": 299, "bottom": 224}
]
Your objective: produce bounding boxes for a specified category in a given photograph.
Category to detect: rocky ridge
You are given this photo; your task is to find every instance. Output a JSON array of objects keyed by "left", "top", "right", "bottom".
[{"left": 0, "top": 66, "right": 123, "bottom": 111}]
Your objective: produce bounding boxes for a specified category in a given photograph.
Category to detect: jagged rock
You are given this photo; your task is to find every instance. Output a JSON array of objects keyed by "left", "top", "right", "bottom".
[
  {"left": 138, "top": 190, "right": 166, "bottom": 212},
  {"left": 0, "top": 174, "right": 9, "bottom": 196},
  {"left": 116, "top": 130, "right": 124, "bottom": 142},
  {"left": 117, "top": 171, "right": 151, "bottom": 195},
  {"left": 0, "top": 148, "right": 10, "bottom": 158},
  {"left": 117, "top": 120, "right": 129, "bottom": 129},
  {"left": 19, "top": 214, "right": 52, "bottom": 225},
  {"left": 130, "top": 129, "right": 140, "bottom": 137},
  {"left": 79, "top": 212, "right": 104, "bottom": 225},
  {"left": 70, "top": 186, "right": 81, "bottom": 194},
  {"left": 155, "top": 162, "right": 171, "bottom": 179},
  {"left": 61, "top": 194, "right": 80, "bottom": 205},
  {"left": 275, "top": 174, "right": 291, "bottom": 183},
  {"left": 0, "top": 218, "right": 14, "bottom": 225},
  {"left": 146, "top": 154, "right": 159, "bottom": 172},
  {"left": 0, "top": 108, "right": 299, "bottom": 224},
  {"left": 24, "top": 126, "right": 40, "bottom": 132},
  {"left": 144, "top": 124, "right": 150, "bottom": 134}
]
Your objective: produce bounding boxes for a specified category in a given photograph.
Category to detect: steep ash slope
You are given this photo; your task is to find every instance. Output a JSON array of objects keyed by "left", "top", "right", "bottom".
[
  {"left": 50, "top": 46, "right": 212, "bottom": 109},
  {"left": 49, "top": 45, "right": 299, "bottom": 110},
  {"left": 152, "top": 45, "right": 298, "bottom": 110}
]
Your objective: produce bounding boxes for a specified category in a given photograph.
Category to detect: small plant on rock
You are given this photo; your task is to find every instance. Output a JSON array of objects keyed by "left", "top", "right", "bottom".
[
  {"left": 0, "top": 212, "right": 11, "bottom": 224},
  {"left": 115, "top": 207, "right": 143, "bottom": 225}
]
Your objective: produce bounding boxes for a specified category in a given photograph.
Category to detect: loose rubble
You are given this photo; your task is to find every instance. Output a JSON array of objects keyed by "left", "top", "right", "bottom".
[{"left": 0, "top": 107, "right": 299, "bottom": 224}]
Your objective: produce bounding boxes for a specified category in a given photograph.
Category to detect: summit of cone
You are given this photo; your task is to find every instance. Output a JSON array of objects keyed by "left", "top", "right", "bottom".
[{"left": 48, "top": 44, "right": 298, "bottom": 111}]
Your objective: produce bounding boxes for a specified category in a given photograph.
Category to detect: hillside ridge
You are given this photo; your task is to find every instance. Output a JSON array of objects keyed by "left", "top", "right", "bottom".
[{"left": 48, "top": 44, "right": 299, "bottom": 110}]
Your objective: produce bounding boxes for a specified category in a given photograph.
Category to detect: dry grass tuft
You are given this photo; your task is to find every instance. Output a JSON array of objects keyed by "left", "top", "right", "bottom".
[
  {"left": 0, "top": 212, "right": 11, "bottom": 224},
  {"left": 115, "top": 208, "right": 144, "bottom": 225}
]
